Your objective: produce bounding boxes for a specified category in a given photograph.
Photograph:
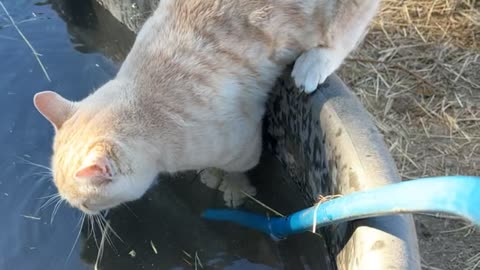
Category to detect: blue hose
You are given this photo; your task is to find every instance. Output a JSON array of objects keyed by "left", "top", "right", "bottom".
[{"left": 202, "top": 176, "right": 480, "bottom": 239}]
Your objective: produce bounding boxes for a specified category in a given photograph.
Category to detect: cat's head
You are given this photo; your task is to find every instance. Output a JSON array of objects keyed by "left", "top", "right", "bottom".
[{"left": 33, "top": 89, "right": 158, "bottom": 215}]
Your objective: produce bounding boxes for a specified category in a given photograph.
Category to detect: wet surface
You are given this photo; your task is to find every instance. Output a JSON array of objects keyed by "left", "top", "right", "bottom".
[{"left": 0, "top": 1, "right": 329, "bottom": 269}]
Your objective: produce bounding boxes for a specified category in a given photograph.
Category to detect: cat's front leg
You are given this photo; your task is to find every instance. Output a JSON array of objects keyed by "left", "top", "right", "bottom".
[
  {"left": 292, "top": 0, "right": 380, "bottom": 94},
  {"left": 200, "top": 168, "right": 256, "bottom": 208},
  {"left": 291, "top": 47, "right": 343, "bottom": 93}
]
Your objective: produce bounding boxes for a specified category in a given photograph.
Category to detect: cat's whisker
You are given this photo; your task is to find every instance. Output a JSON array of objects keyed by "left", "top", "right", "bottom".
[
  {"left": 16, "top": 156, "right": 52, "bottom": 172},
  {"left": 122, "top": 203, "right": 138, "bottom": 218},
  {"left": 38, "top": 193, "right": 60, "bottom": 200},
  {"left": 97, "top": 220, "right": 112, "bottom": 253},
  {"left": 66, "top": 213, "right": 86, "bottom": 263},
  {"left": 94, "top": 217, "right": 109, "bottom": 270},
  {"left": 96, "top": 215, "right": 117, "bottom": 253},
  {"left": 16, "top": 156, "right": 55, "bottom": 184},
  {"left": 92, "top": 215, "right": 114, "bottom": 268},
  {"left": 36, "top": 174, "right": 53, "bottom": 182},
  {"left": 50, "top": 199, "right": 64, "bottom": 224},
  {"left": 30, "top": 171, "right": 53, "bottom": 177},
  {"left": 94, "top": 216, "right": 106, "bottom": 244},
  {"left": 86, "top": 215, "right": 94, "bottom": 240},
  {"left": 75, "top": 212, "right": 86, "bottom": 229},
  {"left": 89, "top": 215, "right": 100, "bottom": 249},
  {"left": 18, "top": 164, "right": 52, "bottom": 183},
  {"left": 99, "top": 214, "right": 123, "bottom": 244},
  {"left": 39, "top": 194, "right": 61, "bottom": 211}
]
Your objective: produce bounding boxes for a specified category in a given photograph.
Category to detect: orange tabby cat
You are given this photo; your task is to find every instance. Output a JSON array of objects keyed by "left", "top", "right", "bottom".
[{"left": 34, "top": 0, "right": 379, "bottom": 214}]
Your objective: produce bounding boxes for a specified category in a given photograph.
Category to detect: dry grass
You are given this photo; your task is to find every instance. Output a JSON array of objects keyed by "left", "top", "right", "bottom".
[
  {"left": 341, "top": 0, "right": 479, "bottom": 179},
  {"left": 339, "top": 0, "right": 479, "bottom": 268}
]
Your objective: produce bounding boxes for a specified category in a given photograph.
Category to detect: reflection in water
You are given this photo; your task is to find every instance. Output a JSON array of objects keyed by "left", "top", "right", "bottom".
[
  {"left": 0, "top": 0, "right": 331, "bottom": 269},
  {"left": 50, "top": 0, "right": 135, "bottom": 62}
]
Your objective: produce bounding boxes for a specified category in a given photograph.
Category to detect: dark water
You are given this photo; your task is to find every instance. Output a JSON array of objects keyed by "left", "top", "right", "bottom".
[{"left": 0, "top": 1, "right": 329, "bottom": 269}]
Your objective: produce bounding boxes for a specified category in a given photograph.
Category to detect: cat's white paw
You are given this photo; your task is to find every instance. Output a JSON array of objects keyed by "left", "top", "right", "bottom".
[
  {"left": 199, "top": 168, "right": 225, "bottom": 189},
  {"left": 199, "top": 169, "right": 256, "bottom": 208},
  {"left": 292, "top": 48, "right": 338, "bottom": 94},
  {"left": 219, "top": 172, "right": 256, "bottom": 208}
]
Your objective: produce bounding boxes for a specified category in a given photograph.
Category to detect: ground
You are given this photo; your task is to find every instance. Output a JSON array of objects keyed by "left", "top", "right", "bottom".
[{"left": 338, "top": 0, "right": 479, "bottom": 269}]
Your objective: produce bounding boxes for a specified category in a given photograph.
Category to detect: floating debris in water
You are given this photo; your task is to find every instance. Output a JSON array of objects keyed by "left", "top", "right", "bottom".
[
  {"left": 3, "top": 193, "right": 8, "bottom": 196},
  {"left": 182, "top": 250, "right": 193, "bottom": 266},
  {"left": 195, "top": 251, "right": 204, "bottom": 269},
  {"left": 182, "top": 258, "right": 192, "bottom": 266},
  {"left": 241, "top": 190, "right": 284, "bottom": 217},
  {"left": 182, "top": 250, "right": 203, "bottom": 269},
  {"left": 128, "top": 250, "right": 136, "bottom": 258},
  {"left": 21, "top": 215, "right": 41, "bottom": 220},
  {"left": 150, "top": 240, "right": 158, "bottom": 254},
  {"left": 182, "top": 250, "right": 192, "bottom": 258},
  {"left": 0, "top": 1, "right": 51, "bottom": 82}
]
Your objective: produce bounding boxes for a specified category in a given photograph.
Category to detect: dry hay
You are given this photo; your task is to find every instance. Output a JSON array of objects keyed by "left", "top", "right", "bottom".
[
  {"left": 338, "top": 0, "right": 479, "bottom": 269},
  {"left": 341, "top": 0, "right": 479, "bottom": 179}
]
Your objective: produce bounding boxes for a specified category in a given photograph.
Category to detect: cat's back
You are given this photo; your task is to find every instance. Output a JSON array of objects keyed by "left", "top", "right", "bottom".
[
  {"left": 118, "top": 0, "right": 283, "bottom": 101},
  {"left": 116, "top": 0, "right": 330, "bottom": 112},
  {"left": 124, "top": 0, "right": 318, "bottom": 60}
]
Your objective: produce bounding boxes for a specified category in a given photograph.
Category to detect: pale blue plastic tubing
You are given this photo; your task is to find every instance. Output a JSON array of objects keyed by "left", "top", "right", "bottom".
[{"left": 203, "top": 176, "right": 480, "bottom": 239}]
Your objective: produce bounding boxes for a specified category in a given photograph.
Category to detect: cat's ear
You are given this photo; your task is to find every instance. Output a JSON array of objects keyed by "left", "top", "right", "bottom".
[
  {"left": 74, "top": 154, "right": 113, "bottom": 185},
  {"left": 33, "top": 91, "right": 75, "bottom": 130}
]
